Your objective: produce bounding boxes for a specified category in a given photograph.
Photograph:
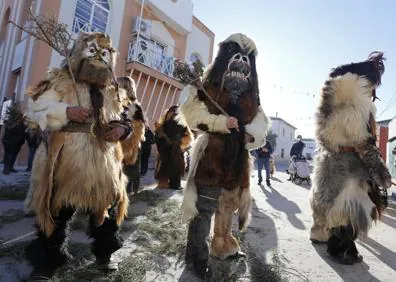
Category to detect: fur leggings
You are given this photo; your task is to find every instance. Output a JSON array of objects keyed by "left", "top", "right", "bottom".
[
  {"left": 26, "top": 206, "right": 123, "bottom": 273},
  {"left": 186, "top": 185, "right": 222, "bottom": 266},
  {"left": 327, "top": 224, "right": 362, "bottom": 264}
]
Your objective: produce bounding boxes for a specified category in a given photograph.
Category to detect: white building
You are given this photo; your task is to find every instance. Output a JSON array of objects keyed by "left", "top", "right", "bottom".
[
  {"left": 301, "top": 138, "right": 315, "bottom": 160},
  {"left": 269, "top": 117, "right": 297, "bottom": 161}
]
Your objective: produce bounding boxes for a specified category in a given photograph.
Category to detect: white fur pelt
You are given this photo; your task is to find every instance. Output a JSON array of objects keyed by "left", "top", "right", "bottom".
[
  {"left": 245, "top": 106, "right": 270, "bottom": 150},
  {"left": 326, "top": 178, "right": 375, "bottom": 232},
  {"left": 310, "top": 74, "right": 380, "bottom": 238},
  {"left": 181, "top": 133, "right": 209, "bottom": 222}
]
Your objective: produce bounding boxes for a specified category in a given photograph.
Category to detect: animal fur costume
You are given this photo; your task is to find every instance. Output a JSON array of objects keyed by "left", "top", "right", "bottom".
[
  {"left": 309, "top": 52, "right": 392, "bottom": 265},
  {"left": 24, "top": 32, "right": 132, "bottom": 278},
  {"left": 117, "top": 76, "right": 146, "bottom": 194},
  {"left": 154, "top": 105, "right": 193, "bottom": 190},
  {"left": 181, "top": 33, "right": 269, "bottom": 278}
]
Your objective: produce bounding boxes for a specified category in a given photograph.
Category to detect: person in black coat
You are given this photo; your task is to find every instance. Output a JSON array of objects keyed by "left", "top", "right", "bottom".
[
  {"left": 140, "top": 126, "right": 155, "bottom": 176},
  {"left": 25, "top": 128, "right": 42, "bottom": 172},
  {"left": 2, "top": 116, "right": 26, "bottom": 175},
  {"left": 290, "top": 135, "right": 305, "bottom": 158}
]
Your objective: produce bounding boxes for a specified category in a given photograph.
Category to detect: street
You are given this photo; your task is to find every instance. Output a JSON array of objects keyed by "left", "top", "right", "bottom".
[
  {"left": 247, "top": 161, "right": 396, "bottom": 281},
  {"left": 0, "top": 162, "right": 395, "bottom": 281}
]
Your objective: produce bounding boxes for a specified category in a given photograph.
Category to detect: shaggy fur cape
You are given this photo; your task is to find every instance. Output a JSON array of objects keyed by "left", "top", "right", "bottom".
[
  {"left": 310, "top": 72, "right": 391, "bottom": 241},
  {"left": 26, "top": 67, "right": 129, "bottom": 237},
  {"left": 154, "top": 107, "right": 193, "bottom": 183}
]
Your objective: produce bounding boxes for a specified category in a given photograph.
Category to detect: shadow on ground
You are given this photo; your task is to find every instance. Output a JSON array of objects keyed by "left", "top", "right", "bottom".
[
  {"left": 312, "top": 242, "right": 381, "bottom": 282},
  {"left": 260, "top": 185, "right": 305, "bottom": 230}
]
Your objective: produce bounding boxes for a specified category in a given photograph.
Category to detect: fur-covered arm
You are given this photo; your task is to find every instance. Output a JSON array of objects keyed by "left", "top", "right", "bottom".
[
  {"left": 180, "top": 87, "right": 230, "bottom": 134},
  {"left": 245, "top": 106, "right": 269, "bottom": 150},
  {"left": 357, "top": 143, "right": 392, "bottom": 189},
  {"left": 26, "top": 89, "right": 70, "bottom": 131}
]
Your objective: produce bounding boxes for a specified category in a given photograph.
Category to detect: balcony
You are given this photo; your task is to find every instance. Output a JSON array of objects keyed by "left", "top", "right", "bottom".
[{"left": 127, "top": 41, "right": 175, "bottom": 78}]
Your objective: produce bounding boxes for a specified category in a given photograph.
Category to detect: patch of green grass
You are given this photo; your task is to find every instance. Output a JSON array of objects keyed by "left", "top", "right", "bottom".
[
  {"left": 135, "top": 199, "right": 186, "bottom": 257},
  {"left": 0, "top": 188, "right": 27, "bottom": 200},
  {"left": 0, "top": 240, "right": 30, "bottom": 259},
  {"left": 0, "top": 209, "right": 26, "bottom": 227},
  {"left": 132, "top": 189, "right": 162, "bottom": 206}
]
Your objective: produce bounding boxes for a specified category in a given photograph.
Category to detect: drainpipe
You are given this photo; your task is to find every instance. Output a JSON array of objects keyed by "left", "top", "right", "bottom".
[
  {"left": 134, "top": 0, "right": 145, "bottom": 62},
  {"left": 130, "top": 0, "right": 145, "bottom": 76}
]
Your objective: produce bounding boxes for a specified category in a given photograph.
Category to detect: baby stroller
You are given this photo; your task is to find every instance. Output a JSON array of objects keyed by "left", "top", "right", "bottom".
[{"left": 287, "top": 155, "right": 311, "bottom": 185}]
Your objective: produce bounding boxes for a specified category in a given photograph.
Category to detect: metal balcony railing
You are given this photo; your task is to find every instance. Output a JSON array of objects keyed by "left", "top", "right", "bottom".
[
  {"left": 72, "top": 17, "right": 103, "bottom": 35},
  {"left": 127, "top": 41, "right": 175, "bottom": 78}
]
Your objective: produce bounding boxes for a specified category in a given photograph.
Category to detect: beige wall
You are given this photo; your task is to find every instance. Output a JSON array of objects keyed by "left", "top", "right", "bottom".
[
  {"left": 27, "top": 0, "right": 61, "bottom": 90},
  {"left": 192, "top": 16, "right": 215, "bottom": 63},
  {"left": 0, "top": 0, "right": 214, "bottom": 164}
]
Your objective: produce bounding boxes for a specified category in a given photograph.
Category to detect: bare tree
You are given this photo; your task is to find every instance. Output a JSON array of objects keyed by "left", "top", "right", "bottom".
[
  {"left": 9, "top": 6, "right": 80, "bottom": 104},
  {"left": 173, "top": 60, "right": 229, "bottom": 117}
]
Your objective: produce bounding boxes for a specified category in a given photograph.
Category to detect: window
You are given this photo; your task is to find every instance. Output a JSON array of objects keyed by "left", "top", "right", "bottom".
[
  {"left": 73, "top": 0, "right": 110, "bottom": 34},
  {"left": 282, "top": 128, "right": 285, "bottom": 137},
  {"left": 290, "top": 132, "right": 292, "bottom": 140}
]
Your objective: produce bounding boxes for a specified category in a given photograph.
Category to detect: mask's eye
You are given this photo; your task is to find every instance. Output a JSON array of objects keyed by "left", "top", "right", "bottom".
[
  {"left": 89, "top": 47, "right": 95, "bottom": 53},
  {"left": 102, "top": 49, "right": 109, "bottom": 57},
  {"left": 101, "top": 49, "right": 110, "bottom": 62}
]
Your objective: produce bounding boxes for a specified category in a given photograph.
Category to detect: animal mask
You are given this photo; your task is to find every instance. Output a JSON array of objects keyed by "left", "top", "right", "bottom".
[{"left": 64, "top": 32, "right": 117, "bottom": 87}]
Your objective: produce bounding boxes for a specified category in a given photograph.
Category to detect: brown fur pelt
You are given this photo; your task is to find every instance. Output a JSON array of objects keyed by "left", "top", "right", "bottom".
[
  {"left": 154, "top": 106, "right": 193, "bottom": 181},
  {"left": 195, "top": 85, "right": 258, "bottom": 189},
  {"left": 29, "top": 70, "right": 129, "bottom": 235},
  {"left": 122, "top": 119, "right": 145, "bottom": 165},
  {"left": 27, "top": 32, "right": 129, "bottom": 236}
]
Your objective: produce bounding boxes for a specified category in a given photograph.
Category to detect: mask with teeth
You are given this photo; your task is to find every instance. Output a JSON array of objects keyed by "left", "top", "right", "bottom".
[
  {"left": 204, "top": 33, "right": 259, "bottom": 105},
  {"left": 221, "top": 52, "right": 251, "bottom": 103}
]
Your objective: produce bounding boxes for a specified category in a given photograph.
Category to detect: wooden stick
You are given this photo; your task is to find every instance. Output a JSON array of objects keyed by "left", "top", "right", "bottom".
[{"left": 190, "top": 78, "right": 229, "bottom": 117}]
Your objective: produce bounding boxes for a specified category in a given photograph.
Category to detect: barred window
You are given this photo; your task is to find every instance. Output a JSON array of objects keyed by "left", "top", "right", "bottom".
[{"left": 73, "top": 0, "right": 110, "bottom": 34}]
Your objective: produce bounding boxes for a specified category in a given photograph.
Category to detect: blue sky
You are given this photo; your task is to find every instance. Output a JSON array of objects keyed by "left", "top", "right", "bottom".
[{"left": 192, "top": 0, "right": 396, "bottom": 137}]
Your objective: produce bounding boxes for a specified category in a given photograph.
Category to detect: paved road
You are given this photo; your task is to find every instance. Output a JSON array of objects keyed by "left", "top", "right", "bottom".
[{"left": 247, "top": 165, "right": 396, "bottom": 282}]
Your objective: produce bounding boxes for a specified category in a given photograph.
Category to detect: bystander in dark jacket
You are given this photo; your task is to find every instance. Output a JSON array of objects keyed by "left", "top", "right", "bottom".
[
  {"left": 290, "top": 135, "right": 305, "bottom": 158},
  {"left": 2, "top": 116, "right": 26, "bottom": 174},
  {"left": 25, "top": 127, "right": 42, "bottom": 172},
  {"left": 140, "top": 126, "right": 155, "bottom": 176},
  {"left": 256, "top": 140, "right": 274, "bottom": 186}
]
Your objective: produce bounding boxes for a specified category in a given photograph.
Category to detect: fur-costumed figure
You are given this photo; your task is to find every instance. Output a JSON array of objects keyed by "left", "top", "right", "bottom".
[
  {"left": 309, "top": 52, "right": 392, "bottom": 265},
  {"left": 24, "top": 32, "right": 132, "bottom": 279},
  {"left": 117, "top": 76, "right": 146, "bottom": 194},
  {"left": 154, "top": 105, "right": 194, "bottom": 190},
  {"left": 180, "top": 33, "right": 269, "bottom": 279}
]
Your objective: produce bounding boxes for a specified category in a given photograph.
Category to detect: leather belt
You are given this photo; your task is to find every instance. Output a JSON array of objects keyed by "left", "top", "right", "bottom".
[
  {"left": 61, "top": 121, "right": 96, "bottom": 136},
  {"left": 338, "top": 146, "right": 356, "bottom": 153}
]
